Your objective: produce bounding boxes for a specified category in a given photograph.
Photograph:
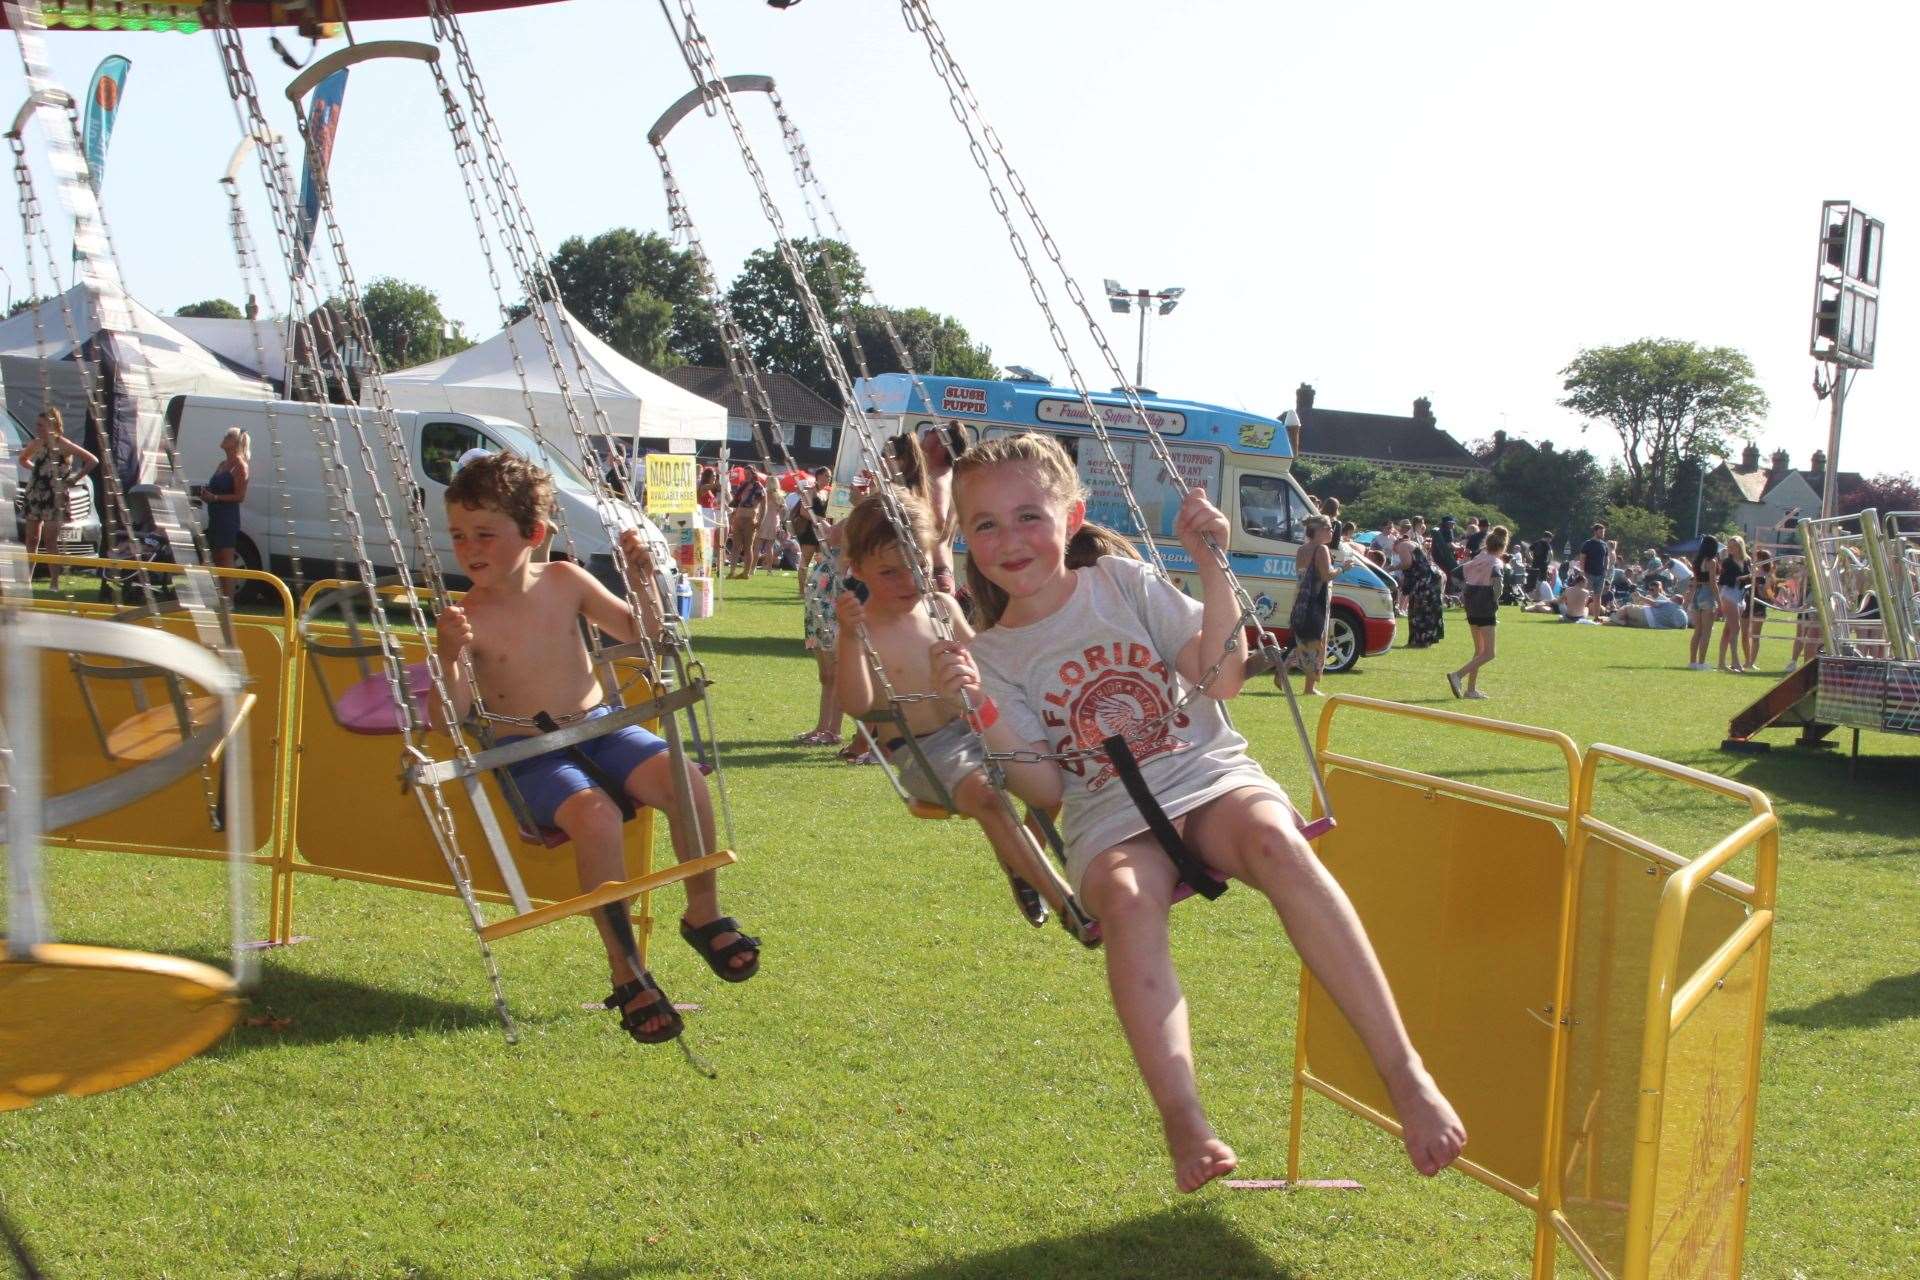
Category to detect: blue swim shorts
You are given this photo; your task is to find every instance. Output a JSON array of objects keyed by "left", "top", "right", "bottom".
[{"left": 500, "top": 706, "right": 669, "bottom": 830}]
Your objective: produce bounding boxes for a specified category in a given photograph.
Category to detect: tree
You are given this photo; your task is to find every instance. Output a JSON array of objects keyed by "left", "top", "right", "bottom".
[
  {"left": 1302, "top": 460, "right": 1387, "bottom": 512},
  {"left": 851, "top": 305, "right": 995, "bottom": 383},
  {"left": 1559, "top": 339, "right": 1768, "bottom": 513},
  {"left": 1600, "top": 503, "right": 1674, "bottom": 558},
  {"left": 540, "top": 228, "right": 717, "bottom": 369},
  {"left": 175, "top": 298, "right": 244, "bottom": 320},
  {"left": 1467, "top": 434, "right": 1606, "bottom": 546},
  {"left": 1343, "top": 468, "right": 1512, "bottom": 535},
  {"left": 5, "top": 294, "right": 49, "bottom": 319},
  {"left": 1840, "top": 472, "right": 1920, "bottom": 517},
  {"left": 725, "top": 238, "right": 871, "bottom": 400},
  {"left": 1663, "top": 454, "right": 1742, "bottom": 539},
  {"left": 350, "top": 277, "right": 471, "bottom": 369}
]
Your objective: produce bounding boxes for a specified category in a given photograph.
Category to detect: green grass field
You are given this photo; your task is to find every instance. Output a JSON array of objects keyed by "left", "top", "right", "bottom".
[{"left": 6, "top": 575, "right": 1918, "bottom": 1279}]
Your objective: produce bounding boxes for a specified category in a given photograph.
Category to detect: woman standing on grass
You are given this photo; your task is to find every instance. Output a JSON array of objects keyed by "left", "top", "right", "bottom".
[
  {"left": 1289, "top": 515, "right": 1334, "bottom": 695},
  {"left": 1404, "top": 534, "right": 1445, "bottom": 648},
  {"left": 1686, "top": 534, "right": 1720, "bottom": 670},
  {"left": 1744, "top": 549, "right": 1775, "bottom": 671},
  {"left": 18, "top": 407, "right": 97, "bottom": 583},
  {"left": 1716, "top": 536, "right": 1752, "bottom": 673},
  {"left": 1448, "top": 525, "right": 1507, "bottom": 700}
]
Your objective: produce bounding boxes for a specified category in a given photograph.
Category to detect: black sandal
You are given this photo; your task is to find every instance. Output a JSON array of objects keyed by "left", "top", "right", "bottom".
[
  {"left": 1006, "top": 872, "right": 1048, "bottom": 928},
  {"left": 604, "top": 973, "right": 683, "bottom": 1045},
  {"left": 679, "top": 915, "right": 761, "bottom": 983}
]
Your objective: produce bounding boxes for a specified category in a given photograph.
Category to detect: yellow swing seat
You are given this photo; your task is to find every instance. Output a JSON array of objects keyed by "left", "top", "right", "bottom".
[
  {"left": 105, "top": 695, "right": 221, "bottom": 762},
  {"left": 0, "top": 943, "right": 241, "bottom": 1112}
]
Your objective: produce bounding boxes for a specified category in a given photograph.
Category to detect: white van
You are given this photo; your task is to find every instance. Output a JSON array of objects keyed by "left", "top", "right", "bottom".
[{"left": 165, "top": 395, "right": 666, "bottom": 595}]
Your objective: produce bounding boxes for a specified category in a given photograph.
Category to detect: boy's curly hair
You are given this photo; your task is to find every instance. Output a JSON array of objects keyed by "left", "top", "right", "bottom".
[
  {"left": 443, "top": 451, "right": 551, "bottom": 538},
  {"left": 843, "top": 492, "right": 937, "bottom": 570}
]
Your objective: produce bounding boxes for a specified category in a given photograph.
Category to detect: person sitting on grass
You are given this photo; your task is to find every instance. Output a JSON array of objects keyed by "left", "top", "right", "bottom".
[
  {"left": 935, "top": 431, "right": 1466, "bottom": 1195},
  {"left": 1546, "top": 572, "right": 1598, "bottom": 622},
  {"left": 434, "top": 452, "right": 759, "bottom": 1047},
  {"left": 1600, "top": 578, "right": 1689, "bottom": 629},
  {"left": 834, "top": 491, "right": 1075, "bottom": 930}
]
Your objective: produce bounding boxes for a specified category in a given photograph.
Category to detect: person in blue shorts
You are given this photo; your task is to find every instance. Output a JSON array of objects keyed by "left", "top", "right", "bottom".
[{"left": 434, "top": 452, "right": 759, "bottom": 1046}]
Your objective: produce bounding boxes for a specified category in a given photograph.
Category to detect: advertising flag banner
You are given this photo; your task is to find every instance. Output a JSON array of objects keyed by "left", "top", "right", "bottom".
[
  {"left": 294, "top": 68, "right": 350, "bottom": 278},
  {"left": 82, "top": 55, "right": 130, "bottom": 194}
]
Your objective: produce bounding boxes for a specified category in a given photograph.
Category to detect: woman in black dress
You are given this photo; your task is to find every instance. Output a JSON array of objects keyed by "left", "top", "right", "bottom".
[
  {"left": 792, "top": 465, "right": 833, "bottom": 597},
  {"left": 1405, "top": 537, "right": 1445, "bottom": 648}
]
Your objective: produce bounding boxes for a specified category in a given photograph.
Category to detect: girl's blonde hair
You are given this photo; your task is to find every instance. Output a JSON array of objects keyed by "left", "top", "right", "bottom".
[
  {"left": 36, "top": 406, "right": 62, "bottom": 434},
  {"left": 1302, "top": 513, "right": 1332, "bottom": 538},
  {"left": 1725, "top": 535, "right": 1748, "bottom": 561},
  {"left": 1486, "top": 525, "right": 1510, "bottom": 555},
  {"left": 221, "top": 426, "right": 251, "bottom": 460},
  {"left": 951, "top": 431, "right": 1085, "bottom": 512}
]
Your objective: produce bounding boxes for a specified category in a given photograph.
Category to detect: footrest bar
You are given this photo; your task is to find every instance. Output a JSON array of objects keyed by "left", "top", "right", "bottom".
[{"left": 477, "top": 850, "right": 737, "bottom": 943}]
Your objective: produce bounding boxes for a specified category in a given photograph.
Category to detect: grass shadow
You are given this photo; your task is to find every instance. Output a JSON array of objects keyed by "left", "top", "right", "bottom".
[
  {"left": 160, "top": 954, "right": 504, "bottom": 1052},
  {"left": 1771, "top": 970, "right": 1920, "bottom": 1032},
  {"left": 883, "top": 1206, "right": 1301, "bottom": 1280},
  {"left": 1669, "top": 746, "right": 1919, "bottom": 842}
]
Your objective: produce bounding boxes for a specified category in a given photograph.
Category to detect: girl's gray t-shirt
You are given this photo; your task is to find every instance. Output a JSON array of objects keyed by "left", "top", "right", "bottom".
[{"left": 969, "top": 555, "right": 1283, "bottom": 892}]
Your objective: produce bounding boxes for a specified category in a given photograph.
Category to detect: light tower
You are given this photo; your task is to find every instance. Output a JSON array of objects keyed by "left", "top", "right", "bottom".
[
  {"left": 1103, "top": 279, "right": 1183, "bottom": 390},
  {"left": 1809, "top": 201, "right": 1884, "bottom": 517}
]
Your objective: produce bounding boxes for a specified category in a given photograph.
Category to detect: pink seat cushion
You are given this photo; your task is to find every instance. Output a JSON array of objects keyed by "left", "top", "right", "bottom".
[{"left": 334, "top": 663, "right": 433, "bottom": 735}]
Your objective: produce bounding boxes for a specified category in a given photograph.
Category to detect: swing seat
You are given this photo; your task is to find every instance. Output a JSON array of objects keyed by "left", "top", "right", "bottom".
[
  {"left": 0, "top": 943, "right": 241, "bottom": 1113},
  {"left": 334, "top": 662, "right": 433, "bottom": 734},
  {"left": 906, "top": 799, "right": 955, "bottom": 821},
  {"left": 105, "top": 695, "right": 222, "bottom": 762}
]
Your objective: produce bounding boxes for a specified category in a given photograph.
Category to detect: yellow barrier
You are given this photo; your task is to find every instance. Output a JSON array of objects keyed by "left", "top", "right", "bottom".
[
  {"left": 1289, "top": 695, "right": 1777, "bottom": 1280},
  {"left": 17, "top": 563, "right": 695, "bottom": 982},
  {"left": 23, "top": 556, "right": 297, "bottom": 883}
]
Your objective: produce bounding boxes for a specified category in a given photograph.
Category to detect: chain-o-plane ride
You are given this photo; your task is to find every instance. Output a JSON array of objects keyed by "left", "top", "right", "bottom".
[{"left": 1, "top": 0, "right": 745, "bottom": 1157}]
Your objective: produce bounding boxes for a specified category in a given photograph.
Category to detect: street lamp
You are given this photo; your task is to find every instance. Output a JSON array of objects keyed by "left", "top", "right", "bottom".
[{"left": 1103, "top": 279, "right": 1183, "bottom": 390}]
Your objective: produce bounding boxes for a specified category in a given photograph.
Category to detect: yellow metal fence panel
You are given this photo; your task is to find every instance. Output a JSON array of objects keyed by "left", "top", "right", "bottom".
[
  {"left": 1304, "top": 768, "right": 1567, "bottom": 1194},
  {"left": 1645, "top": 948, "right": 1760, "bottom": 1279},
  {"left": 38, "top": 601, "right": 286, "bottom": 860}
]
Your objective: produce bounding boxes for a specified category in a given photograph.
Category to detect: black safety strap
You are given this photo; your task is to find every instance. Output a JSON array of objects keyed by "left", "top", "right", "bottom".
[
  {"left": 534, "top": 711, "right": 637, "bottom": 823},
  {"left": 1102, "top": 734, "right": 1228, "bottom": 900}
]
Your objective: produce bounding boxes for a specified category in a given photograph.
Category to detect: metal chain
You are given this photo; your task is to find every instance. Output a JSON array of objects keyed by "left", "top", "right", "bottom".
[
  {"left": 653, "top": 0, "right": 1020, "bottom": 811},
  {"left": 653, "top": 141, "right": 797, "bottom": 481},
  {"left": 766, "top": 86, "right": 946, "bottom": 432},
  {"left": 9, "top": 128, "right": 142, "bottom": 592},
  {"left": 207, "top": 2, "right": 517, "bottom": 1037},
  {"left": 6, "top": 8, "right": 229, "bottom": 658},
  {"left": 895, "top": 1, "right": 1330, "bottom": 823},
  {"left": 220, "top": 161, "right": 306, "bottom": 599},
  {"left": 429, "top": 0, "right": 736, "bottom": 847}
]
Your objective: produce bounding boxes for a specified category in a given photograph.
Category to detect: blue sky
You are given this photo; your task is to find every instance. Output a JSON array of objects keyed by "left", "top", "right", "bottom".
[{"left": 5, "top": 0, "right": 1913, "bottom": 477}]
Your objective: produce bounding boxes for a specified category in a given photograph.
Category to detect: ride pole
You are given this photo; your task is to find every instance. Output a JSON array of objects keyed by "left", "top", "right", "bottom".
[{"left": 1820, "top": 368, "right": 1846, "bottom": 519}]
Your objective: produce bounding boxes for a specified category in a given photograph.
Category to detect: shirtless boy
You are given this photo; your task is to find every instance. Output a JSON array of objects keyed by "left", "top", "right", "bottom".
[
  {"left": 435, "top": 453, "right": 759, "bottom": 1045},
  {"left": 833, "top": 492, "right": 1092, "bottom": 940}
]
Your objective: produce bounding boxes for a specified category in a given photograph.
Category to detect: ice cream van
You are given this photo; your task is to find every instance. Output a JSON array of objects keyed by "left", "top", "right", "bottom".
[{"left": 831, "top": 374, "right": 1398, "bottom": 672}]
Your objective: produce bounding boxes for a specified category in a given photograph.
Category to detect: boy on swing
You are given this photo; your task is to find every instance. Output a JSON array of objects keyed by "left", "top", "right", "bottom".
[
  {"left": 833, "top": 492, "right": 1093, "bottom": 940},
  {"left": 433, "top": 452, "right": 759, "bottom": 1046}
]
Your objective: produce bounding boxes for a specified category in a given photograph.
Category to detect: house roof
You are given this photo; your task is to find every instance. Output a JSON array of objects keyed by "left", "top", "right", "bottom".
[
  {"left": 1296, "top": 407, "right": 1482, "bottom": 470},
  {"left": 658, "top": 365, "right": 843, "bottom": 428},
  {"left": 1717, "top": 462, "right": 1868, "bottom": 506},
  {"left": 1721, "top": 466, "right": 1771, "bottom": 503}
]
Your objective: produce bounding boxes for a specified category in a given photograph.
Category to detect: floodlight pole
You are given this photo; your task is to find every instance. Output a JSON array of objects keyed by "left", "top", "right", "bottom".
[
  {"left": 1820, "top": 369, "right": 1847, "bottom": 519},
  {"left": 1104, "top": 280, "right": 1183, "bottom": 389}
]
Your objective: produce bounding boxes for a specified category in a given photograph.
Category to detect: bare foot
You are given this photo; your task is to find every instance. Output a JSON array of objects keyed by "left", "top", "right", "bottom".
[
  {"left": 1387, "top": 1065, "right": 1467, "bottom": 1176},
  {"left": 1165, "top": 1115, "right": 1239, "bottom": 1193}
]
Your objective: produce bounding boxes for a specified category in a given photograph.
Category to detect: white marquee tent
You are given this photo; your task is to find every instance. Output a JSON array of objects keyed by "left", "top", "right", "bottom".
[
  {"left": 0, "top": 286, "right": 271, "bottom": 431},
  {"left": 374, "top": 304, "right": 726, "bottom": 465}
]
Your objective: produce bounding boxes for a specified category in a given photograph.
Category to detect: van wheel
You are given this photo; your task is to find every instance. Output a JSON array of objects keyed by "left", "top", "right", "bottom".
[
  {"left": 231, "top": 534, "right": 271, "bottom": 606},
  {"left": 1324, "top": 607, "right": 1362, "bottom": 674}
]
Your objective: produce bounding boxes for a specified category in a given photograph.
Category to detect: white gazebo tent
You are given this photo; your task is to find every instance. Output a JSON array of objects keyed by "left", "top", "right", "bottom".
[
  {"left": 0, "top": 286, "right": 271, "bottom": 427},
  {"left": 374, "top": 304, "right": 727, "bottom": 469}
]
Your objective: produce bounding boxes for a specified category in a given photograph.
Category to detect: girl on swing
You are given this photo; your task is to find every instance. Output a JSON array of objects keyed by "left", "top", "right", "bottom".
[{"left": 932, "top": 432, "right": 1465, "bottom": 1193}]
